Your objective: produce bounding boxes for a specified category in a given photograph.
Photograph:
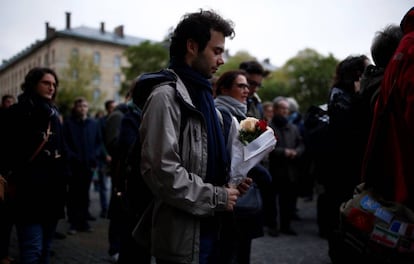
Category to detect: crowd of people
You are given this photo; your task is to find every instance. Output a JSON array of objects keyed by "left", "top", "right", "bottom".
[{"left": 0, "top": 6, "right": 413, "bottom": 264}]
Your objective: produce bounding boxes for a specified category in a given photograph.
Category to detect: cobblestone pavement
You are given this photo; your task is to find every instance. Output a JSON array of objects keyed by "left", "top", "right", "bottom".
[{"left": 9, "top": 186, "right": 332, "bottom": 264}]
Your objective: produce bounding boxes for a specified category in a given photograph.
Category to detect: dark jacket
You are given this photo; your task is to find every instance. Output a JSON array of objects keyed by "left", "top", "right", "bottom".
[
  {"left": 0, "top": 95, "right": 68, "bottom": 222},
  {"left": 116, "top": 103, "right": 153, "bottom": 216},
  {"left": 359, "top": 65, "right": 384, "bottom": 112},
  {"left": 104, "top": 103, "right": 129, "bottom": 157},
  {"left": 246, "top": 93, "right": 263, "bottom": 119},
  {"left": 326, "top": 87, "right": 363, "bottom": 197},
  {"left": 355, "top": 65, "right": 384, "bottom": 148},
  {"left": 269, "top": 116, "right": 305, "bottom": 186},
  {"left": 63, "top": 115, "right": 103, "bottom": 169}
]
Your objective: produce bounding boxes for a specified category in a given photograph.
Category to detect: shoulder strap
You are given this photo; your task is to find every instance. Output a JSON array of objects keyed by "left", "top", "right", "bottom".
[
  {"left": 134, "top": 69, "right": 177, "bottom": 109},
  {"left": 29, "top": 121, "right": 51, "bottom": 162}
]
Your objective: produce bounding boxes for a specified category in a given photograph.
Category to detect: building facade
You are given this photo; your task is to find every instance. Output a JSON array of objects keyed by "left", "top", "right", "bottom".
[{"left": 0, "top": 12, "right": 148, "bottom": 107}]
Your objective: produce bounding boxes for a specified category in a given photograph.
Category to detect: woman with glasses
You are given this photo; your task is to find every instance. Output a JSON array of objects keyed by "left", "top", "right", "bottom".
[
  {"left": 215, "top": 70, "right": 271, "bottom": 264},
  {"left": 215, "top": 70, "right": 250, "bottom": 122},
  {"left": 0, "top": 67, "right": 68, "bottom": 264}
]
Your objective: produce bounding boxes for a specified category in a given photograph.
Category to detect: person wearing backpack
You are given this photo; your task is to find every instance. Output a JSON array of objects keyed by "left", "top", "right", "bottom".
[{"left": 135, "top": 10, "right": 251, "bottom": 264}]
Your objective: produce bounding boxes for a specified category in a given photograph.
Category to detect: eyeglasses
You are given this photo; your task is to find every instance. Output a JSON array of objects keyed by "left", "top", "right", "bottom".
[
  {"left": 39, "top": 80, "right": 57, "bottom": 88},
  {"left": 234, "top": 83, "right": 249, "bottom": 89},
  {"left": 248, "top": 80, "right": 263, "bottom": 88}
]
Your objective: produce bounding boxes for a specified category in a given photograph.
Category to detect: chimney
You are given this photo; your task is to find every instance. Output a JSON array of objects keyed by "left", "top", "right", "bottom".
[
  {"left": 65, "top": 12, "right": 71, "bottom": 30},
  {"left": 100, "top": 22, "right": 105, "bottom": 34},
  {"left": 114, "top": 25, "right": 124, "bottom": 38},
  {"left": 45, "top": 22, "right": 56, "bottom": 38}
]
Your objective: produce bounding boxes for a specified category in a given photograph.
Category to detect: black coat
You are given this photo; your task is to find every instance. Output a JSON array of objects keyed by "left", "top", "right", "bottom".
[
  {"left": 0, "top": 95, "right": 68, "bottom": 223},
  {"left": 326, "top": 87, "right": 363, "bottom": 196},
  {"left": 269, "top": 116, "right": 305, "bottom": 186}
]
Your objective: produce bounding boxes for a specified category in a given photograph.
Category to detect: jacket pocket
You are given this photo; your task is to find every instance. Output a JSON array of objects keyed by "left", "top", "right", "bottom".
[{"left": 153, "top": 203, "right": 196, "bottom": 261}]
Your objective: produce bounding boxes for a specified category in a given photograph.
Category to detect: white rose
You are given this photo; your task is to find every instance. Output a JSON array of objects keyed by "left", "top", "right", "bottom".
[{"left": 240, "top": 117, "right": 259, "bottom": 133}]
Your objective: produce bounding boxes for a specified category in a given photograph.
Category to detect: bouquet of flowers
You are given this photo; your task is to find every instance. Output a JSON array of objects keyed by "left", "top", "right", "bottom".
[
  {"left": 228, "top": 117, "right": 277, "bottom": 186},
  {"left": 239, "top": 117, "right": 269, "bottom": 145}
]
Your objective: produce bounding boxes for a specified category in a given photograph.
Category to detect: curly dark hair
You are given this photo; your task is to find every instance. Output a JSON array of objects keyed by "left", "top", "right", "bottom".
[
  {"left": 332, "top": 55, "right": 368, "bottom": 93},
  {"left": 21, "top": 67, "right": 59, "bottom": 100},
  {"left": 169, "top": 9, "right": 235, "bottom": 61}
]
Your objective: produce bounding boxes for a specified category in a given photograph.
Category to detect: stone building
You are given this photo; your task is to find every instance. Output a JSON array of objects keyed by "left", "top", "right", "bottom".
[{"left": 0, "top": 12, "right": 148, "bottom": 107}]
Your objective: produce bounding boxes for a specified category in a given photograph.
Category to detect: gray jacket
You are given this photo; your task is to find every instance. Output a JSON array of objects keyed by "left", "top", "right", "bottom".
[{"left": 136, "top": 71, "right": 229, "bottom": 263}]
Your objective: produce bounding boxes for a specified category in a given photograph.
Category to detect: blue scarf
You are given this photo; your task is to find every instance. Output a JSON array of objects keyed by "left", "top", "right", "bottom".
[{"left": 169, "top": 60, "right": 229, "bottom": 185}]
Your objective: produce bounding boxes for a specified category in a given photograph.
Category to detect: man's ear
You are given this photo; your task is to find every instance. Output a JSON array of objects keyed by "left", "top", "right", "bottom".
[{"left": 186, "top": 39, "right": 199, "bottom": 56}]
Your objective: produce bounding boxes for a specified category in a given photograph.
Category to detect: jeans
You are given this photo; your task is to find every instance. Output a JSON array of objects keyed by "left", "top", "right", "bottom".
[
  {"left": 199, "top": 234, "right": 213, "bottom": 264},
  {"left": 16, "top": 222, "right": 57, "bottom": 264}
]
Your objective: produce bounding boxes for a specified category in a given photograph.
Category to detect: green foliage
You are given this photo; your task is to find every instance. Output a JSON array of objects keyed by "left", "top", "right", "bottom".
[
  {"left": 283, "top": 48, "right": 338, "bottom": 112},
  {"left": 259, "top": 70, "right": 290, "bottom": 102},
  {"left": 56, "top": 55, "right": 100, "bottom": 117},
  {"left": 216, "top": 50, "right": 256, "bottom": 75},
  {"left": 258, "top": 48, "right": 338, "bottom": 112},
  {"left": 121, "top": 41, "right": 169, "bottom": 95}
]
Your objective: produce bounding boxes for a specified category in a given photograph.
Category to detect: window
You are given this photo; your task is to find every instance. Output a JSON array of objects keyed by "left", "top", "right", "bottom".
[
  {"left": 114, "top": 73, "right": 121, "bottom": 88},
  {"left": 114, "top": 55, "right": 121, "bottom": 68},
  {"left": 44, "top": 53, "right": 49, "bottom": 66},
  {"left": 93, "top": 74, "right": 101, "bottom": 86},
  {"left": 93, "top": 88, "right": 101, "bottom": 101},
  {"left": 114, "top": 92, "right": 120, "bottom": 102},
  {"left": 94, "top": 52, "right": 101, "bottom": 65},
  {"left": 51, "top": 49, "right": 55, "bottom": 64},
  {"left": 71, "top": 48, "right": 79, "bottom": 58},
  {"left": 72, "top": 69, "right": 78, "bottom": 80}
]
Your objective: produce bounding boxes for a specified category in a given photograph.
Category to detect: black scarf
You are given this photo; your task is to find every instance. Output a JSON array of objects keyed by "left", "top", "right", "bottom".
[{"left": 169, "top": 60, "right": 229, "bottom": 185}]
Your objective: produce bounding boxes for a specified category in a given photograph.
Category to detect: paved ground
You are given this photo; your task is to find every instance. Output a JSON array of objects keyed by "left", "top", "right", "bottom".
[
  {"left": 250, "top": 200, "right": 331, "bottom": 264},
  {"left": 9, "top": 184, "right": 332, "bottom": 264}
]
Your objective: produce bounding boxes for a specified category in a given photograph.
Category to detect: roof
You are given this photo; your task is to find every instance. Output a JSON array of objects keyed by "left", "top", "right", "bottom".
[
  {"left": 58, "top": 26, "right": 148, "bottom": 46},
  {"left": 0, "top": 25, "right": 150, "bottom": 72}
]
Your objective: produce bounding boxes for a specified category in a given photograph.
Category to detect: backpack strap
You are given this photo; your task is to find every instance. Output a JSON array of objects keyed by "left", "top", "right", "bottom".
[{"left": 133, "top": 69, "right": 177, "bottom": 109}]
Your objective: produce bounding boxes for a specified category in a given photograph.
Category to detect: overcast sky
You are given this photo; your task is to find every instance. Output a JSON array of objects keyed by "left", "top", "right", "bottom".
[{"left": 0, "top": 0, "right": 412, "bottom": 67}]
